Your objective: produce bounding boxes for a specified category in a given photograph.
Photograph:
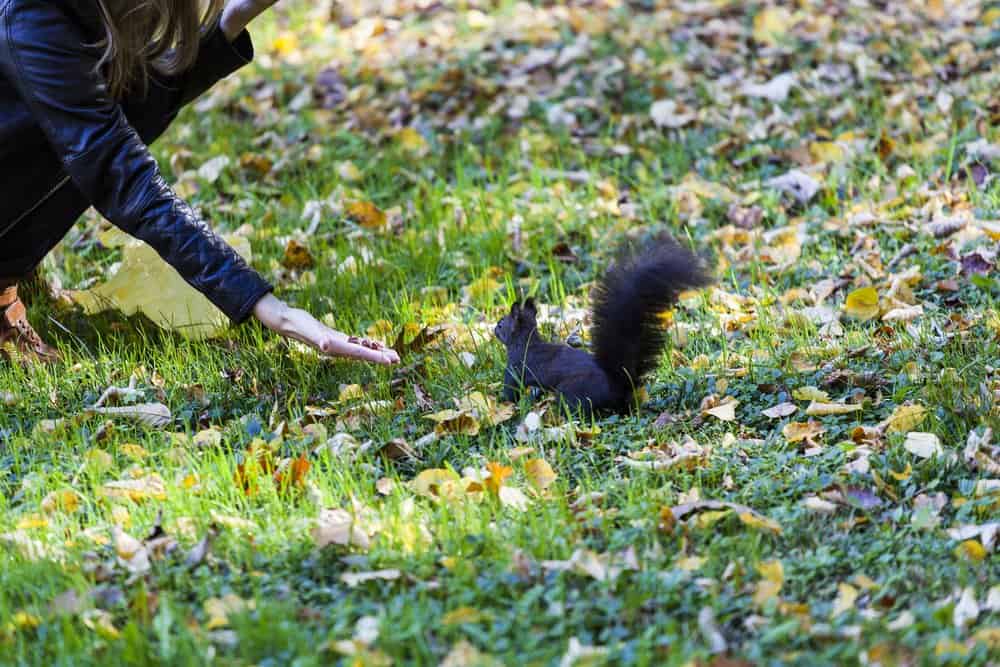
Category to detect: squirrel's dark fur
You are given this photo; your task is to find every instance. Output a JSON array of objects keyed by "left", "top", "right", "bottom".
[{"left": 494, "top": 237, "right": 713, "bottom": 415}]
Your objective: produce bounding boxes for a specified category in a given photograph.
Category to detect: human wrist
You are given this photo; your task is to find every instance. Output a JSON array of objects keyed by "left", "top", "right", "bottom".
[{"left": 220, "top": 3, "right": 253, "bottom": 42}]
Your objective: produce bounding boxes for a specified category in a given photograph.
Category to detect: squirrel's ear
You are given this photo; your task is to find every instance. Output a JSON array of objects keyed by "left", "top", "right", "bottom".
[
  {"left": 522, "top": 298, "right": 537, "bottom": 315},
  {"left": 509, "top": 302, "right": 520, "bottom": 316}
]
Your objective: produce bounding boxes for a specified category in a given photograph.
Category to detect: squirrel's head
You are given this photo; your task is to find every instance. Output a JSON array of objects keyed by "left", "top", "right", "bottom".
[{"left": 494, "top": 298, "right": 537, "bottom": 345}]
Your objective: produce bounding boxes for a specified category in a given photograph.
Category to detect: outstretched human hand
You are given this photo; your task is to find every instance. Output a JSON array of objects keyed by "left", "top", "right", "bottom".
[
  {"left": 220, "top": 0, "right": 285, "bottom": 41},
  {"left": 253, "top": 294, "right": 400, "bottom": 365}
]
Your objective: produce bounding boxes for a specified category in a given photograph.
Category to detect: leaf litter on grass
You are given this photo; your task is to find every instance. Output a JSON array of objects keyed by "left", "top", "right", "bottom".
[{"left": 5, "top": 0, "right": 1000, "bottom": 663}]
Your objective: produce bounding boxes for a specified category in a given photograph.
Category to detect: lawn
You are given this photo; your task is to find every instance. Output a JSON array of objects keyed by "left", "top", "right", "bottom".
[{"left": 2, "top": 1, "right": 999, "bottom": 664}]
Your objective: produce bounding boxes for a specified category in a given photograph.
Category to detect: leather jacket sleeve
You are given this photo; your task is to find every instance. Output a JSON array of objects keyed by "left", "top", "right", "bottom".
[{"left": 0, "top": 1, "right": 272, "bottom": 324}]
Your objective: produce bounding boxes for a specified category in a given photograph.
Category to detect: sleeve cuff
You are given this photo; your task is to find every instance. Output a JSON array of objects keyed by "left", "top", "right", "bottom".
[{"left": 228, "top": 279, "right": 274, "bottom": 326}]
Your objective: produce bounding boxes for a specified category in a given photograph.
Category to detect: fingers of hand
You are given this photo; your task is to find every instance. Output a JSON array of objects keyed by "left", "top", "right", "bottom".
[{"left": 320, "top": 338, "right": 400, "bottom": 365}]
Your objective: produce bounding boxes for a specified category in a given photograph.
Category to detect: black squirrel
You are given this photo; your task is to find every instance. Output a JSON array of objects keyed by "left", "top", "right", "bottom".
[{"left": 494, "top": 236, "right": 713, "bottom": 415}]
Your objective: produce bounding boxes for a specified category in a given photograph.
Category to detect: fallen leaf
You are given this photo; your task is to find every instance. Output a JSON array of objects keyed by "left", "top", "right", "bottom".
[
  {"left": 805, "top": 401, "right": 863, "bottom": 416},
  {"left": 880, "top": 404, "right": 927, "bottom": 433},
  {"left": 650, "top": 99, "right": 696, "bottom": 128},
  {"left": 340, "top": 569, "right": 402, "bottom": 588},
  {"left": 783, "top": 420, "right": 825, "bottom": 444},
  {"left": 904, "top": 432, "right": 943, "bottom": 459},
  {"left": 753, "top": 6, "right": 794, "bottom": 45},
  {"left": 484, "top": 462, "right": 513, "bottom": 495},
  {"left": 313, "top": 508, "right": 371, "bottom": 550},
  {"left": 204, "top": 594, "right": 254, "bottom": 630},
  {"left": 832, "top": 583, "right": 859, "bottom": 618},
  {"left": 705, "top": 398, "right": 739, "bottom": 421},
  {"left": 754, "top": 559, "right": 784, "bottom": 606},
  {"left": 762, "top": 402, "right": 797, "bottom": 419},
  {"left": 346, "top": 200, "right": 387, "bottom": 228},
  {"left": 742, "top": 72, "right": 797, "bottom": 102},
  {"left": 112, "top": 526, "right": 150, "bottom": 575},
  {"left": 99, "top": 474, "right": 167, "bottom": 502},
  {"left": 766, "top": 170, "right": 820, "bottom": 204},
  {"left": 844, "top": 287, "right": 879, "bottom": 321},
  {"left": 524, "top": 458, "right": 557, "bottom": 491},
  {"left": 954, "top": 587, "right": 980, "bottom": 629},
  {"left": 87, "top": 403, "right": 171, "bottom": 428},
  {"left": 282, "top": 239, "right": 315, "bottom": 270},
  {"left": 67, "top": 235, "right": 253, "bottom": 340}
]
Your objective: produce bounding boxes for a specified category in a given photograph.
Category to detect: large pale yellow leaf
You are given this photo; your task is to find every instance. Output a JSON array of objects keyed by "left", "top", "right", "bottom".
[{"left": 67, "top": 234, "right": 252, "bottom": 340}]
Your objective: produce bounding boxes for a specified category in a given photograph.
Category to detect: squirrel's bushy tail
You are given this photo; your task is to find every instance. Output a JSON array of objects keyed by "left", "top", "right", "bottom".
[{"left": 591, "top": 236, "right": 713, "bottom": 387}]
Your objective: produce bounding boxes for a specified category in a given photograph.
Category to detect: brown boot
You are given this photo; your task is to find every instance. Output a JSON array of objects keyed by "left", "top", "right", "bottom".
[{"left": 0, "top": 283, "right": 61, "bottom": 365}]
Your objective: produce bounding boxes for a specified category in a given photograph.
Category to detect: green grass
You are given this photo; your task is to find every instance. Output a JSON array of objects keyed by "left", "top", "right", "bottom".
[{"left": 2, "top": 1, "right": 1000, "bottom": 664}]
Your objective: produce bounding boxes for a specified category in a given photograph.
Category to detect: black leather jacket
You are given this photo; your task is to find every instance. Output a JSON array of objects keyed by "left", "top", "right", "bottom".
[{"left": 0, "top": 0, "right": 272, "bottom": 323}]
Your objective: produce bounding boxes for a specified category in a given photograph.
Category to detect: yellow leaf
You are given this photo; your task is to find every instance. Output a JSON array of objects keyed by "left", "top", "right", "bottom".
[
  {"left": 955, "top": 539, "right": 987, "bottom": 562},
  {"left": 676, "top": 556, "right": 706, "bottom": 572},
  {"left": 67, "top": 234, "right": 252, "bottom": 340},
  {"left": 441, "top": 607, "right": 486, "bottom": 626},
  {"left": 12, "top": 611, "right": 40, "bottom": 630},
  {"left": 753, "top": 6, "right": 794, "bottom": 45},
  {"left": 524, "top": 458, "right": 557, "bottom": 491},
  {"left": 972, "top": 627, "right": 1000, "bottom": 650},
  {"left": 41, "top": 490, "right": 81, "bottom": 514},
  {"left": 346, "top": 201, "right": 387, "bottom": 228},
  {"left": 16, "top": 515, "right": 48, "bottom": 530},
  {"left": 204, "top": 594, "right": 254, "bottom": 630},
  {"left": 888, "top": 463, "right": 912, "bottom": 481},
  {"left": 424, "top": 409, "right": 480, "bottom": 436},
  {"left": 805, "top": 401, "right": 863, "bottom": 416},
  {"left": 935, "top": 639, "right": 969, "bottom": 657},
  {"left": 411, "top": 468, "right": 461, "bottom": 497},
  {"left": 338, "top": 384, "right": 365, "bottom": 402},
  {"left": 338, "top": 161, "right": 362, "bottom": 182},
  {"left": 738, "top": 511, "right": 783, "bottom": 535},
  {"left": 119, "top": 443, "right": 149, "bottom": 460},
  {"left": 792, "top": 386, "right": 830, "bottom": 402},
  {"left": 396, "top": 127, "right": 428, "bottom": 155},
  {"left": 694, "top": 509, "right": 732, "bottom": 530},
  {"left": 809, "top": 141, "right": 846, "bottom": 164},
  {"left": 782, "top": 420, "right": 825, "bottom": 444},
  {"left": 271, "top": 32, "right": 299, "bottom": 56},
  {"left": 881, "top": 404, "right": 927, "bottom": 433},
  {"left": 832, "top": 582, "right": 859, "bottom": 618},
  {"left": 754, "top": 559, "right": 784, "bottom": 606},
  {"left": 81, "top": 609, "right": 120, "bottom": 640},
  {"left": 99, "top": 474, "right": 167, "bottom": 502},
  {"left": 484, "top": 462, "right": 513, "bottom": 495},
  {"left": 844, "top": 286, "right": 879, "bottom": 321},
  {"left": 462, "top": 274, "right": 502, "bottom": 308},
  {"left": 85, "top": 448, "right": 114, "bottom": 471}
]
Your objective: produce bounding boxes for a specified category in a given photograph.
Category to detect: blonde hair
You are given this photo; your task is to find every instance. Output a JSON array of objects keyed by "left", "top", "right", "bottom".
[{"left": 94, "top": 0, "right": 226, "bottom": 99}]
